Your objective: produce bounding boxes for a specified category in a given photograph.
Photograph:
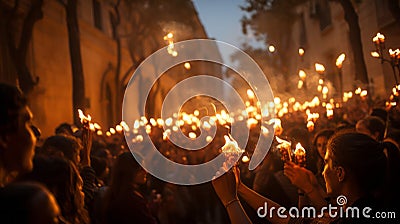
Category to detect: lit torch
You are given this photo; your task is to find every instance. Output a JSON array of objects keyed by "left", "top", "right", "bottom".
[
  {"left": 276, "top": 136, "right": 292, "bottom": 163},
  {"left": 294, "top": 143, "right": 306, "bottom": 167}
]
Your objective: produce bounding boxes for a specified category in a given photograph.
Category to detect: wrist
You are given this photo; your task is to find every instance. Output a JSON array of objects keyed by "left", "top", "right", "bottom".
[
  {"left": 237, "top": 182, "right": 245, "bottom": 194},
  {"left": 223, "top": 197, "right": 239, "bottom": 208}
]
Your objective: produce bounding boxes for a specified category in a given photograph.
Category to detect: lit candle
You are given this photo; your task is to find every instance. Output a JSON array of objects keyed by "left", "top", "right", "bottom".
[
  {"left": 221, "top": 135, "right": 243, "bottom": 155},
  {"left": 336, "top": 53, "right": 346, "bottom": 69},
  {"left": 276, "top": 136, "right": 292, "bottom": 162},
  {"left": 294, "top": 143, "right": 306, "bottom": 167},
  {"left": 298, "top": 70, "right": 307, "bottom": 81},
  {"left": 315, "top": 63, "right": 325, "bottom": 74}
]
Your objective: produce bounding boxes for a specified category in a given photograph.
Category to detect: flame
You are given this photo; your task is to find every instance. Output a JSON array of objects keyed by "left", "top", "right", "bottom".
[
  {"left": 294, "top": 143, "right": 306, "bottom": 156},
  {"left": 164, "top": 32, "right": 178, "bottom": 56},
  {"left": 188, "top": 132, "right": 197, "bottom": 139},
  {"left": 115, "top": 125, "right": 123, "bottom": 132},
  {"left": 298, "top": 48, "right": 305, "bottom": 56},
  {"left": 355, "top": 87, "right": 362, "bottom": 95},
  {"left": 276, "top": 136, "right": 292, "bottom": 162},
  {"left": 315, "top": 63, "right": 325, "bottom": 73},
  {"left": 222, "top": 135, "right": 243, "bottom": 154},
  {"left": 370, "top": 51, "right": 380, "bottom": 58},
  {"left": 307, "top": 120, "right": 314, "bottom": 132},
  {"left": 136, "top": 135, "right": 143, "bottom": 142},
  {"left": 247, "top": 89, "right": 255, "bottom": 99},
  {"left": 322, "top": 86, "right": 329, "bottom": 95},
  {"left": 242, "top": 155, "right": 250, "bottom": 163},
  {"left": 336, "top": 53, "right": 346, "bottom": 68},
  {"left": 184, "top": 62, "right": 191, "bottom": 70},
  {"left": 360, "top": 90, "right": 368, "bottom": 97},
  {"left": 202, "top": 121, "right": 211, "bottom": 130},
  {"left": 372, "top": 33, "right": 385, "bottom": 44},
  {"left": 206, "top": 136, "right": 213, "bottom": 143},
  {"left": 298, "top": 70, "right": 307, "bottom": 80},
  {"left": 165, "top": 118, "right": 173, "bottom": 126},
  {"left": 276, "top": 136, "right": 290, "bottom": 145},
  {"left": 78, "top": 109, "right": 91, "bottom": 124},
  {"left": 268, "top": 45, "right": 276, "bottom": 53}
]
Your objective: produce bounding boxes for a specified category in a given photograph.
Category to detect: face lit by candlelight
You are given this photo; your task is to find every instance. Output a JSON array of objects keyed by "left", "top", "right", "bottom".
[
  {"left": 133, "top": 167, "right": 147, "bottom": 185},
  {"left": 2, "top": 106, "right": 36, "bottom": 175},
  {"left": 316, "top": 136, "right": 328, "bottom": 159},
  {"left": 322, "top": 149, "right": 342, "bottom": 196}
]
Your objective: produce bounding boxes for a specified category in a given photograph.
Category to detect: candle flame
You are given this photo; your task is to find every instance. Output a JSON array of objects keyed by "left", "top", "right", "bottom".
[
  {"left": 370, "top": 51, "right": 380, "bottom": 58},
  {"left": 247, "top": 89, "right": 255, "bottom": 99},
  {"left": 298, "top": 70, "right": 307, "bottom": 80},
  {"left": 184, "top": 62, "right": 191, "bottom": 70},
  {"left": 242, "top": 155, "right": 250, "bottom": 163},
  {"left": 372, "top": 33, "right": 385, "bottom": 44},
  {"left": 78, "top": 109, "right": 91, "bottom": 124},
  {"left": 294, "top": 143, "right": 306, "bottom": 155},
  {"left": 222, "top": 135, "right": 243, "bottom": 154},
  {"left": 336, "top": 53, "right": 346, "bottom": 68},
  {"left": 298, "top": 48, "right": 305, "bottom": 56},
  {"left": 315, "top": 63, "right": 325, "bottom": 73}
]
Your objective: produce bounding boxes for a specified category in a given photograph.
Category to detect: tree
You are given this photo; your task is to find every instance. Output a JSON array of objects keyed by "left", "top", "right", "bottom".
[
  {"left": 332, "top": 0, "right": 369, "bottom": 84},
  {"left": 240, "top": 0, "right": 308, "bottom": 83},
  {"left": 0, "top": 0, "right": 43, "bottom": 93},
  {"left": 61, "top": 0, "right": 87, "bottom": 125},
  {"left": 107, "top": 0, "right": 200, "bottom": 120}
]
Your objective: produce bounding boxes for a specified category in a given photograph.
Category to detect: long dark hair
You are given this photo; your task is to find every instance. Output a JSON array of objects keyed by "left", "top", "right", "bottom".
[
  {"left": 21, "top": 156, "right": 89, "bottom": 224},
  {"left": 327, "top": 132, "right": 387, "bottom": 192}
]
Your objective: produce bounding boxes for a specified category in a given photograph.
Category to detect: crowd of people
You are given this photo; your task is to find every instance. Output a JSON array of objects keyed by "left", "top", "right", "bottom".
[{"left": 0, "top": 82, "right": 399, "bottom": 223}]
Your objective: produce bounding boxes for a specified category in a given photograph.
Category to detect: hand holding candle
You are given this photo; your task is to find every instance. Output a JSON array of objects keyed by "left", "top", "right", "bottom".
[{"left": 78, "top": 109, "right": 93, "bottom": 166}]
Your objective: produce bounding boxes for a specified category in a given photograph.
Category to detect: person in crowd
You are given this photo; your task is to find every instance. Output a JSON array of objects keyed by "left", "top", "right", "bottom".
[
  {"left": 0, "top": 83, "right": 36, "bottom": 187},
  {"left": 55, "top": 123, "right": 75, "bottom": 136},
  {"left": 312, "top": 129, "right": 335, "bottom": 188},
  {"left": 355, "top": 116, "right": 385, "bottom": 141},
  {"left": 213, "top": 132, "right": 393, "bottom": 224},
  {"left": 102, "top": 152, "right": 158, "bottom": 224},
  {"left": 0, "top": 181, "right": 66, "bottom": 224},
  {"left": 40, "top": 135, "right": 82, "bottom": 165},
  {"left": 20, "top": 156, "right": 90, "bottom": 224}
]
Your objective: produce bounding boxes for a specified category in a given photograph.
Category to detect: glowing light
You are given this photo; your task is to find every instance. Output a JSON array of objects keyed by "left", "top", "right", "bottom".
[
  {"left": 336, "top": 53, "right": 346, "bottom": 68},
  {"left": 78, "top": 109, "right": 91, "bottom": 124},
  {"left": 222, "top": 135, "right": 243, "bottom": 154},
  {"left": 298, "top": 48, "right": 305, "bottom": 56},
  {"left": 372, "top": 32, "right": 385, "bottom": 44},
  {"left": 189, "top": 132, "right": 197, "bottom": 139},
  {"left": 298, "top": 80, "right": 303, "bottom": 89},
  {"left": 184, "top": 62, "right": 191, "bottom": 70},
  {"left": 298, "top": 70, "right": 307, "bottom": 81},
  {"left": 371, "top": 51, "right": 380, "bottom": 58},
  {"left": 268, "top": 45, "right": 276, "bottom": 53},
  {"left": 247, "top": 89, "right": 255, "bottom": 99},
  {"left": 115, "top": 125, "right": 123, "bottom": 132},
  {"left": 315, "top": 63, "right": 325, "bottom": 74}
]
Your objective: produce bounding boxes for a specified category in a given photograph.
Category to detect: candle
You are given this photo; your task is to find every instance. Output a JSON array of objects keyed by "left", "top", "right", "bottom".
[
  {"left": 294, "top": 143, "right": 306, "bottom": 167},
  {"left": 276, "top": 136, "right": 292, "bottom": 162},
  {"left": 315, "top": 63, "right": 325, "bottom": 74},
  {"left": 336, "top": 53, "right": 346, "bottom": 69},
  {"left": 78, "top": 109, "right": 91, "bottom": 126},
  {"left": 221, "top": 135, "right": 243, "bottom": 155}
]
